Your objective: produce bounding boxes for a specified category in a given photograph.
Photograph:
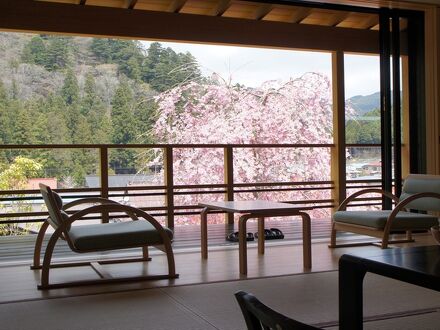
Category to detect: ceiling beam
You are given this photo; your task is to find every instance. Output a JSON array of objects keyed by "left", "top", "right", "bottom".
[
  {"left": 289, "top": 8, "right": 312, "bottom": 23},
  {"left": 167, "top": 0, "right": 187, "bottom": 13},
  {"left": 126, "top": 0, "right": 138, "bottom": 10},
  {"left": 209, "top": 0, "right": 232, "bottom": 16},
  {"left": 330, "top": 12, "right": 351, "bottom": 27},
  {"left": 254, "top": 4, "right": 274, "bottom": 20},
  {"left": 0, "top": 0, "right": 381, "bottom": 54}
]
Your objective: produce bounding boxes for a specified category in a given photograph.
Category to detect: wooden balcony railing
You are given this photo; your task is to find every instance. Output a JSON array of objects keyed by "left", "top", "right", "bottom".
[{"left": 0, "top": 143, "right": 383, "bottom": 230}]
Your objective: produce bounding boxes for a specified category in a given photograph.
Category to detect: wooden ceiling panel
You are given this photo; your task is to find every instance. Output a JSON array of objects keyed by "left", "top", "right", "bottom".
[
  {"left": 87, "top": 0, "right": 127, "bottom": 8},
  {"left": 336, "top": 12, "right": 379, "bottom": 29},
  {"left": 179, "top": 0, "right": 219, "bottom": 15},
  {"left": 222, "top": 2, "right": 266, "bottom": 20},
  {"left": 135, "top": 0, "right": 173, "bottom": 12},
  {"left": 36, "top": 0, "right": 383, "bottom": 32},
  {"left": 300, "top": 9, "right": 350, "bottom": 27},
  {"left": 38, "top": 0, "right": 80, "bottom": 4},
  {"left": 208, "top": 0, "right": 232, "bottom": 16}
]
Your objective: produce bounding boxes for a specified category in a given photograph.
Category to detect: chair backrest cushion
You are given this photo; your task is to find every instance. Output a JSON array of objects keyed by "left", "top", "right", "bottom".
[{"left": 400, "top": 174, "right": 440, "bottom": 211}]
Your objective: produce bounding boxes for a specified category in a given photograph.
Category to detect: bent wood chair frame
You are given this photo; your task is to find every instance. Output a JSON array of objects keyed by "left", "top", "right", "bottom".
[
  {"left": 33, "top": 186, "right": 177, "bottom": 289},
  {"left": 330, "top": 189, "right": 440, "bottom": 249},
  {"left": 235, "top": 291, "right": 320, "bottom": 330}
]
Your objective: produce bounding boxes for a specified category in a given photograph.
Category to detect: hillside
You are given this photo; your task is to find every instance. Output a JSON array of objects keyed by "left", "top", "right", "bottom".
[
  {"left": 0, "top": 32, "right": 201, "bottom": 186},
  {"left": 347, "top": 92, "right": 380, "bottom": 116}
]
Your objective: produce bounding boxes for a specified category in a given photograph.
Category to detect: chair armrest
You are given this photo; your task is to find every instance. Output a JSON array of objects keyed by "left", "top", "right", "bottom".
[
  {"left": 384, "top": 192, "right": 440, "bottom": 232},
  {"left": 63, "top": 197, "right": 119, "bottom": 210},
  {"left": 337, "top": 188, "right": 399, "bottom": 211},
  {"left": 63, "top": 198, "right": 138, "bottom": 221},
  {"left": 62, "top": 204, "right": 171, "bottom": 243}
]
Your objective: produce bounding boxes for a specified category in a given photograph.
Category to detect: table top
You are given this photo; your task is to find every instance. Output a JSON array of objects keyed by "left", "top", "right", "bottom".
[
  {"left": 198, "top": 200, "right": 312, "bottom": 214},
  {"left": 342, "top": 245, "right": 440, "bottom": 291}
]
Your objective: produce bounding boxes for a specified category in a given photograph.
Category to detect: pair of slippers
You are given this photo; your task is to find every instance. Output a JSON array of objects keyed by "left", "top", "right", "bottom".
[
  {"left": 254, "top": 228, "right": 284, "bottom": 240},
  {"left": 226, "top": 232, "right": 255, "bottom": 242},
  {"left": 226, "top": 228, "right": 284, "bottom": 242}
]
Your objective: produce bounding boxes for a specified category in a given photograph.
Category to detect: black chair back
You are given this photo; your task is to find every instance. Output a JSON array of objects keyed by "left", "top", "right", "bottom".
[{"left": 234, "top": 291, "right": 321, "bottom": 330}]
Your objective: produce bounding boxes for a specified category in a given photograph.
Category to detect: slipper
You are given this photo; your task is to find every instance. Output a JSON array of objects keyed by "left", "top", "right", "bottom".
[
  {"left": 254, "top": 229, "right": 276, "bottom": 240},
  {"left": 270, "top": 228, "right": 284, "bottom": 239},
  {"left": 226, "top": 232, "right": 254, "bottom": 242}
]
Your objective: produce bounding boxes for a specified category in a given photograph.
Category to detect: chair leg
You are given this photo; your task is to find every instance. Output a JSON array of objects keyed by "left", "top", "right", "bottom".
[
  {"left": 31, "top": 221, "right": 49, "bottom": 269},
  {"left": 142, "top": 246, "right": 149, "bottom": 261},
  {"left": 164, "top": 241, "right": 177, "bottom": 277},
  {"left": 381, "top": 231, "right": 390, "bottom": 249},
  {"left": 39, "top": 229, "right": 63, "bottom": 289},
  {"left": 329, "top": 222, "right": 337, "bottom": 248}
]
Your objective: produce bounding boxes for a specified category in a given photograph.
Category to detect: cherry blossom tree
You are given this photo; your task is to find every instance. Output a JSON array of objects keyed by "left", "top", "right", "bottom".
[{"left": 153, "top": 73, "right": 335, "bottom": 224}]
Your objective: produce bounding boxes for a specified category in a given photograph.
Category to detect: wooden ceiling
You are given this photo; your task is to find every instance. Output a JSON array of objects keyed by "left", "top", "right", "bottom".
[{"left": 38, "top": 0, "right": 382, "bottom": 30}]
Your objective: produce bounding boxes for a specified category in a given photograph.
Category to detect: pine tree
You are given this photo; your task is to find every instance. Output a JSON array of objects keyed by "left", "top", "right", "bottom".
[
  {"left": 81, "top": 73, "right": 111, "bottom": 143},
  {"left": 21, "top": 35, "right": 47, "bottom": 66},
  {"left": 45, "top": 36, "right": 71, "bottom": 71},
  {"left": 110, "top": 81, "right": 137, "bottom": 173},
  {"left": 61, "top": 69, "right": 80, "bottom": 105},
  {"left": 61, "top": 69, "right": 81, "bottom": 139},
  {"left": 0, "top": 81, "right": 12, "bottom": 144}
]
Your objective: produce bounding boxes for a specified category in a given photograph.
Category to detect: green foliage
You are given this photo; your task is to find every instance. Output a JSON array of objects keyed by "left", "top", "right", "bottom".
[
  {"left": 91, "top": 38, "right": 144, "bottom": 80},
  {"left": 45, "top": 36, "right": 72, "bottom": 71},
  {"left": 143, "top": 43, "right": 201, "bottom": 92},
  {"left": 2, "top": 33, "right": 204, "bottom": 185},
  {"left": 0, "top": 157, "right": 42, "bottom": 236},
  {"left": 62, "top": 69, "right": 80, "bottom": 105},
  {"left": 0, "top": 157, "right": 42, "bottom": 190},
  {"left": 346, "top": 108, "right": 381, "bottom": 144},
  {"left": 21, "top": 36, "right": 47, "bottom": 66},
  {"left": 110, "top": 81, "right": 137, "bottom": 172}
]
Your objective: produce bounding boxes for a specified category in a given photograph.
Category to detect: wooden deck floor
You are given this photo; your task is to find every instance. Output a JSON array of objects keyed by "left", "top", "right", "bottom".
[
  {"left": 0, "top": 217, "right": 333, "bottom": 264},
  {"left": 0, "top": 216, "right": 436, "bottom": 304}
]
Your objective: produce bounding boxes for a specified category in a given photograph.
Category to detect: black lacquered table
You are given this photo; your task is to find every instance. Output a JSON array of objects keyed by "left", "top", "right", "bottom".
[{"left": 339, "top": 245, "right": 440, "bottom": 330}]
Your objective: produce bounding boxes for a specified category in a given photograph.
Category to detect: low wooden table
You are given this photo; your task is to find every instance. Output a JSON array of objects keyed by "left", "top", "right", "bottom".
[
  {"left": 199, "top": 200, "right": 313, "bottom": 275},
  {"left": 339, "top": 245, "right": 440, "bottom": 330}
]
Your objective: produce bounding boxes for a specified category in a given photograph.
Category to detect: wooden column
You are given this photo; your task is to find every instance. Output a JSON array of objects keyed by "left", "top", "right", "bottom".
[
  {"left": 164, "top": 147, "right": 174, "bottom": 229},
  {"left": 99, "top": 146, "right": 109, "bottom": 223},
  {"left": 224, "top": 146, "right": 234, "bottom": 225},
  {"left": 331, "top": 50, "right": 346, "bottom": 212},
  {"left": 401, "top": 56, "right": 410, "bottom": 178}
]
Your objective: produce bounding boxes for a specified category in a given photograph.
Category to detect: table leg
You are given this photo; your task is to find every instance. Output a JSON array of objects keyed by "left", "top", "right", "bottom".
[
  {"left": 239, "top": 214, "right": 252, "bottom": 275},
  {"left": 201, "top": 207, "right": 209, "bottom": 259},
  {"left": 258, "top": 217, "right": 265, "bottom": 255},
  {"left": 339, "top": 255, "right": 367, "bottom": 330},
  {"left": 299, "top": 211, "right": 312, "bottom": 269}
]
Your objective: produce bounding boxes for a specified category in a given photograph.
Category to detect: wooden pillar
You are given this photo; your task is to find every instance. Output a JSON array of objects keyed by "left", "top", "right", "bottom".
[
  {"left": 164, "top": 146, "right": 174, "bottom": 229},
  {"left": 224, "top": 146, "right": 234, "bottom": 225},
  {"left": 99, "top": 146, "right": 109, "bottom": 223},
  {"left": 331, "top": 50, "right": 347, "bottom": 212},
  {"left": 401, "top": 56, "right": 410, "bottom": 178}
]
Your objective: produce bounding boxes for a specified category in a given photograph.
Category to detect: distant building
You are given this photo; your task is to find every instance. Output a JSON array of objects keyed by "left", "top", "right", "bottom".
[
  {"left": 362, "top": 161, "right": 382, "bottom": 173},
  {"left": 26, "top": 178, "right": 57, "bottom": 189},
  {"left": 85, "top": 174, "right": 155, "bottom": 188}
]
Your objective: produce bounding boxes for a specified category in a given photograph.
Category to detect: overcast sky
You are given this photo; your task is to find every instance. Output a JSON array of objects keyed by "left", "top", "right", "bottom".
[{"left": 141, "top": 41, "right": 380, "bottom": 98}]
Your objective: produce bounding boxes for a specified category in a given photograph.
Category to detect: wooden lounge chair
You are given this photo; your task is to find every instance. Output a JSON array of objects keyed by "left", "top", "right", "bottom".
[
  {"left": 330, "top": 174, "right": 440, "bottom": 249},
  {"left": 235, "top": 291, "right": 320, "bottom": 330},
  {"left": 32, "top": 183, "right": 178, "bottom": 289}
]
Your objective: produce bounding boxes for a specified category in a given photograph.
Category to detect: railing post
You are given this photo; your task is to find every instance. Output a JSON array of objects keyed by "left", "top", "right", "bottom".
[
  {"left": 99, "top": 146, "right": 109, "bottom": 223},
  {"left": 331, "top": 51, "right": 347, "bottom": 212},
  {"left": 164, "top": 146, "right": 174, "bottom": 229},
  {"left": 224, "top": 146, "right": 234, "bottom": 225}
]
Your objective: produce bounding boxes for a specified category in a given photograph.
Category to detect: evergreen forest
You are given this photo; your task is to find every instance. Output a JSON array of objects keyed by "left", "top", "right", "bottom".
[{"left": 0, "top": 33, "right": 201, "bottom": 186}]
